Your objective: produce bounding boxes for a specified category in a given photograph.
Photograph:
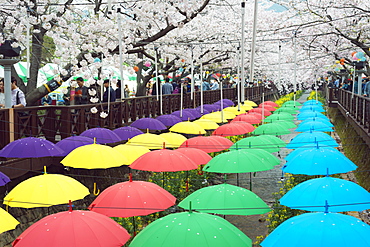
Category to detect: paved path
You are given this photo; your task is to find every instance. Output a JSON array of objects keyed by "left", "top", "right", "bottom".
[{"left": 226, "top": 92, "right": 311, "bottom": 246}]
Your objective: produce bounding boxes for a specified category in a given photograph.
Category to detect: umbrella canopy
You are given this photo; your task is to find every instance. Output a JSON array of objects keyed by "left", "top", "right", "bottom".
[
  {"left": 159, "top": 132, "right": 187, "bottom": 148},
  {"left": 169, "top": 122, "right": 206, "bottom": 135},
  {"left": 213, "top": 102, "right": 229, "bottom": 110},
  {"left": 282, "top": 100, "right": 302, "bottom": 107},
  {"left": 280, "top": 177, "right": 370, "bottom": 212},
  {"left": 192, "top": 119, "right": 219, "bottom": 130},
  {"left": 232, "top": 114, "right": 261, "bottom": 124},
  {"left": 4, "top": 170, "right": 89, "bottom": 208},
  {"left": 223, "top": 106, "right": 246, "bottom": 115},
  {"left": 203, "top": 149, "right": 279, "bottom": 173},
  {"left": 299, "top": 105, "right": 325, "bottom": 113},
  {"left": 301, "top": 117, "right": 334, "bottom": 127},
  {"left": 130, "top": 211, "right": 252, "bottom": 247},
  {"left": 130, "top": 118, "right": 167, "bottom": 131},
  {"left": 113, "top": 144, "right": 151, "bottom": 165},
  {"left": 212, "top": 122, "right": 255, "bottom": 137},
  {"left": 55, "top": 136, "right": 93, "bottom": 156},
  {"left": 285, "top": 144, "right": 336, "bottom": 161},
  {"left": 261, "top": 101, "right": 279, "bottom": 107},
  {"left": 239, "top": 104, "right": 254, "bottom": 111},
  {"left": 297, "top": 111, "right": 328, "bottom": 121},
  {"left": 0, "top": 208, "right": 19, "bottom": 234},
  {"left": 264, "top": 113, "right": 295, "bottom": 122},
  {"left": 156, "top": 114, "right": 183, "bottom": 126},
  {"left": 258, "top": 104, "right": 277, "bottom": 112},
  {"left": 183, "top": 108, "right": 202, "bottom": 118},
  {"left": 171, "top": 110, "right": 197, "bottom": 121},
  {"left": 130, "top": 149, "right": 198, "bottom": 172},
  {"left": 126, "top": 133, "right": 167, "bottom": 149},
  {"left": 303, "top": 99, "right": 323, "bottom": 106},
  {"left": 200, "top": 112, "right": 229, "bottom": 123},
  {"left": 286, "top": 131, "right": 338, "bottom": 149},
  {"left": 12, "top": 209, "right": 130, "bottom": 247},
  {"left": 296, "top": 120, "right": 334, "bottom": 132},
  {"left": 193, "top": 107, "right": 211, "bottom": 115},
  {"left": 257, "top": 135, "right": 287, "bottom": 148},
  {"left": 268, "top": 120, "right": 296, "bottom": 129},
  {"left": 89, "top": 179, "right": 176, "bottom": 217},
  {"left": 252, "top": 123, "right": 291, "bottom": 136},
  {"left": 80, "top": 128, "right": 121, "bottom": 144},
  {"left": 249, "top": 108, "right": 272, "bottom": 116},
  {"left": 61, "top": 143, "right": 129, "bottom": 169},
  {"left": 244, "top": 100, "right": 258, "bottom": 107},
  {"left": 0, "top": 137, "right": 64, "bottom": 158},
  {"left": 175, "top": 147, "right": 212, "bottom": 165},
  {"left": 216, "top": 99, "right": 234, "bottom": 106},
  {"left": 282, "top": 146, "right": 357, "bottom": 175},
  {"left": 112, "top": 126, "right": 144, "bottom": 141},
  {"left": 179, "top": 183, "right": 270, "bottom": 215},
  {"left": 180, "top": 136, "right": 232, "bottom": 153},
  {"left": 260, "top": 212, "right": 370, "bottom": 247},
  {"left": 197, "top": 104, "right": 220, "bottom": 112},
  {"left": 231, "top": 136, "right": 280, "bottom": 153},
  {"left": 0, "top": 171, "right": 11, "bottom": 186},
  {"left": 274, "top": 107, "right": 299, "bottom": 114}
]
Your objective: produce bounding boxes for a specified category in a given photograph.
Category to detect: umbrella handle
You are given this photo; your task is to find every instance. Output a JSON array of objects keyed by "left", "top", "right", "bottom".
[
  {"left": 93, "top": 182, "right": 100, "bottom": 196},
  {"left": 197, "top": 165, "right": 204, "bottom": 175}
]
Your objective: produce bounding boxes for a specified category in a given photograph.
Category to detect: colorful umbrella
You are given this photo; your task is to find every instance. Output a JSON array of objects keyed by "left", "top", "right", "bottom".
[
  {"left": 260, "top": 212, "right": 370, "bottom": 247},
  {"left": 285, "top": 144, "right": 335, "bottom": 161},
  {"left": 192, "top": 119, "right": 219, "bottom": 130},
  {"left": 231, "top": 136, "right": 280, "bottom": 153},
  {"left": 231, "top": 114, "right": 261, "bottom": 124},
  {"left": 80, "top": 128, "right": 121, "bottom": 144},
  {"left": 12, "top": 209, "right": 130, "bottom": 247},
  {"left": 258, "top": 104, "right": 276, "bottom": 112},
  {"left": 183, "top": 108, "right": 202, "bottom": 118},
  {"left": 200, "top": 112, "right": 229, "bottom": 123},
  {"left": 249, "top": 108, "right": 272, "bottom": 116},
  {"left": 171, "top": 110, "right": 197, "bottom": 121},
  {"left": 280, "top": 177, "right": 370, "bottom": 212},
  {"left": 274, "top": 107, "right": 298, "bottom": 114},
  {"left": 169, "top": 122, "right": 206, "bottom": 135},
  {"left": 216, "top": 99, "right": 234, "bottom": 106},
  {"left": 126, "top": 133, "right": 167, "bottom": 149},
  {"left": 301, "top": 117, "right": 334, "bottom": 127},
  {"left": 261, "top": 101, "right": 279, "bottom": 107},
  {"left": 0, "top": 171, "right": 11, "bottom": 186},
  {"left": 61, "top": 143, "right": 129, "bottom": 169},
  {"left": 282, "top": 100, "right": 302, "bottom": 106},
  {"left": 0, "top": 137, "right": 64, "bottom": 158},
  {"left": 203, "top": 149, "right": 279, "bottom": 173},
  {"left": 3, "top": 168, "right": 89, "bottom": 208},
  {"left": 179, "top": 183, "right": 270, "bottom": 215},
  {"left": 156, "top": 114, "right": 183, "bottom": 126},
  {"left": 179, "top": 136, "right": 231, "bottom": 153},
  {"left": 282, "top": 146, "right": 357, "bottom": 175},
  {"left": 297, "top": 111, "right": 328, "bottom": 121},
  {"left": 175, "top": 147, "right": 212, "bottom": 165},
  {"left": 130, "top": 211, "right": 252, "bottom": 247},
  {"left": 264, "top": 113, "right": 295, "bottom": 122},
  {"left": 296, "top": 120, "right": 334, "bottom": 132},
  {"left": 159, "top": 132, "right": 187, "bottom": 148},
  {"left": 113, "top": 144, "right": 151, "bottom": 165},
  {"left": 257, "top": 135, "right": 287, "bottom": 148},
  {"left": 239, "top": 104, "right": 254, "bottom": 111},
  {"left": 197, "top": 104, "right": 220, "bottom": 112},
  {"left": 299, "top": 105, "right": 325, "bottom": 113},
  {"left": 129, "top": 149, "right": 198, "bottom": 172},
  {"left": 252, "top": 123, "right": 291, "bottom": 136},
  {"left": 268, "top": 120, "right": 296, "bottom": 129},
  {"left": 0, "top": 207, "right": 19, "bottom": 234},
  {"left": 212, "top": 122, "right": 255, "bottom": 137},
  {"left": 130, "top": 118, "right": 167, "bottom": 131},
  {"left": 89, "top": 178, "right": 176, "bottom": 217},
  {"left": 286, "top": 131, "right": 338, "bottom": 149},
  {"left": 113, "top": 126, "right": 144, "bottom": 140},
  {"left": 244, "top": 100, "right": 258, "bottom": 107},
  {"left": 55, "top": 136, "right": 93, "bottom": 156},
  {"left": 303, "top": 99, "right": 323, "bottom": 106},
  {"left": 224, "top": 106, "right": 246, "bottom": 115}
]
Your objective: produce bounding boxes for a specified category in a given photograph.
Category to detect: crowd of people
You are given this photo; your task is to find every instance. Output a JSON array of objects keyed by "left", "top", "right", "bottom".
[
  {"left": 0, "top": 77, "right": 27, "bottom": 108},
  {"left": 327, "top": 76, "right": 370, "bottom": 97}
]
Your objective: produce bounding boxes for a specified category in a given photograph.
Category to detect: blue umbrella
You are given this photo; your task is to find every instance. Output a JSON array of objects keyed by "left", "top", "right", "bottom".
[
  {"left": 300, "top": 117, "right": 334, "bottom": 127},
  {"left": 282, "top": 147, "right": 357, "bottom": 175},
  {"left": 286, "top": 131, "right": 338, "bottom": 149},
  {"left": 113, "top": 126, "right": 144, "bottom": 141},
  {"left": 295, "top": 121, "right": 334, "bottom": 132},
  {"left": 261, "top": 212, "right": 370, "bottom": 247},
  {"left": 303, "top": 99, "right": 323, "bottom": 106},
  {"left": 300, "top": 105, "right": 325, "bottom": 112},
  {"left": 280, "top": 177, "right": 370, "bottom": 212},
  {"left": 297, "top": 111, "right": 328, "bottom": 120},
  {"left": 156, "top": 114, "right": 182, "bottom": 126},
  {"left": 285, "top": 144, "right": 338, "bottom": 161}
]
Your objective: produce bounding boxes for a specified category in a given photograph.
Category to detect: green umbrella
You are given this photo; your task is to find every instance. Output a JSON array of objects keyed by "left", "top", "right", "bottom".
[
  {"left": 129, "top": 211, "right": 252, "bottom": 247},
  {"left": 264, "top": 113, "right": 295, "bottom": 122},
  {"left": 252, "top": 123, "right": 291, "bottom": 136},
  {"left": 274, "top": 107, "right": 299, "bottom": 114},
  {"left": 231, "top": 136, "right": 280, "bottom": 153},
  {"left": 14, "top": 62, "right": 28, "bottom": 82},
  {"left": 203, "top": 149, "right": 279, "bottom": 173},
  {"left": 179, "top": 183, "right": 270, "bottom": 215},
  {"left": 268, "top": 120, "right": 296, "bottom": 129},
  {"left": 282, "top": 100, "right": 302, "bottom": 106},
  {"left": 256, "top": 135, "right": 286, "bottom": 148}
]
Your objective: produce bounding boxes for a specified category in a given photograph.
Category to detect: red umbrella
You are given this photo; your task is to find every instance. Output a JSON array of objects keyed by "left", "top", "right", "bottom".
[
  {"left": 248, "top": 112, "right": 266, "bottom": 120},
  {"left": 258, "top": 104, "right": 277, "bottom": 112},
  {"left": 260, "top": 100, "right": 279, "bottom": 107},
  {"left": 209, "top": 135, "right": 234, "bottom": 149},
  {"left": 212, "top": 123, "right": 254, "bottom": 137},
  {"left": 179, "top": 136, "right": 226, "bottom": 153},
  {"left": 231, "top": 114, "right": 261, "bottom": 124},
  {"left": 129, "top": 149, "right": 198, "bottom": 172},
  {"left": 249, "top": 108, "right": 272, "bottom": 116},
  {"left": 12, "top": 206, "right": 130, "bottom": 247},
  {"left": 89, "top": 176, "right": 176, "bottom": 217},
  {"left": 175, "top": 147, "right": 212, "bottom": 165},
  {"left": 228, "top": 121, "right": 256, "bottom": 132}
]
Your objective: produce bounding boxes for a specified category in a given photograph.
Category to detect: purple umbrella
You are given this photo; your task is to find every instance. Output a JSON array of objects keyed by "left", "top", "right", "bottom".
[
  {"left": 130, "top": 118, "right": 167, "bottom": 131},
  {"left": 0, "top": 137, "right": 64, "bottom": 158},
  {"left": 194, "top": 107, "right": 210, "bottom": 115},
  {"left": 216, "top": 99, "right": 234, "bottom": 107},
  {"left": 156, "top": 115, "right": 182, "bottom": 126},
  {"left": 197, "top": 104, "right": 219, "bottom": 113},
  {"left": 183, "top": 108, "right": 202, "bottom": 118},
  {"left": 55, "top": 136, "right": 93, "bottom": 156},
  {"left": 213, "top": 102, "right": 228, "bottom": 109},
  {"left": 0, "top": 172, "right": 10, "bottom": 186},
  {"left": 80, "top": 128, "right": 122, "bottom": 144},
  {"left": 171, "top": 110, "right": 197, "bottom": 121},
  {"left": 113, "top": 126, "right": 144, "bottom": 141}
]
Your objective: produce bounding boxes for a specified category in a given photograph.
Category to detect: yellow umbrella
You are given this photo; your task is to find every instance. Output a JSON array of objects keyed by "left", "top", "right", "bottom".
[
  {"left": 3, "top": 167, "right": 89, "bottom": 208},
  {"left": 244, "top": 100, "right": 258, "bottom": 107},
  {"left": 61, "top": 143, "right": 129, "bottom": 169},
  {"left": 113, "top": 144, "right": 151, "bottom": 165},
  {"left": 127, "top": 133, "right": 167, "bottom": 149},
  {"left": 224, "top": 107, "right": 246, "bottom": 115},
  {"left": 169, "top": 122, "right": 206, "bottom": 135},
  {"left": 200, "top": 112, "right": 229, "bottom": 123},
  {"left": 160, "top": 132, "right": 187, "bottom": 148},
  {"left": 193, "top": 119, "right": 219, "bottom": 130},
  {"left": 240, "top": 104, "right": 254, "bottom": 111},
  {"left": 0, "top": 208, "right": 19, "bottom": 234}
]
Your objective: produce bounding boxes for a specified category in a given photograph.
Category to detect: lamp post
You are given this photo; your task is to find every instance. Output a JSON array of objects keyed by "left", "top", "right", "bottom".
[
  {"left": 249, "top": 0, "right": 258, "bottom": 88},
  {"left": 117, "top": 7, "right": 124, "bottom": 101},
  {"left": 240, "top": 1, "right": 246, "bottom": 102}
]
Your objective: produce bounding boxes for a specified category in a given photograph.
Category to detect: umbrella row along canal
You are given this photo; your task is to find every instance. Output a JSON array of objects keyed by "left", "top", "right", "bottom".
[{"left": 0, "top": 98, "right": 369, "bottom": 246}]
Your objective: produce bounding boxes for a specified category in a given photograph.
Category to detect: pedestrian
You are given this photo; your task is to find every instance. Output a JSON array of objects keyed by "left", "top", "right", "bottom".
[
  {"left": 115, "top": 80, "right": 121, "bottom": 100},
  {"left": 162, "top": 78, "right": 173, "bottom": 94},
  {"left": 202, "top": 79, "right": 210, "bottom": 91},
  {"left": 103, "top": 79, "right": 116, "bottom": 102},
  {"left": 11, "top": 76, "right": 26, "bottom": 108},
  {"left": 124, "top": 84, "right": 130, "bottom": 98},
  {"left": 210, "top": 80, "right": 219, "bottom": 90},
  {"left": 0, "top": 78, "right": 5, "bottom": 108},
  {"left": 364, "top": 79, "right": 370, "bottom": 97},
  {"left": 146, "top": 81, "right": 152, "bottom": 96},
  {"left": 74, "top": 77, "right": 89, "bottom": 105},
  {"left": 41, "top": 94, "right": 52, "bottom": 105}
]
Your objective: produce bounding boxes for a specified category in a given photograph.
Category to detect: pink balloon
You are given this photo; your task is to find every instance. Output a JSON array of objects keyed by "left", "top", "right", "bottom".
[{"left": 144, "top": 61, "right": 151, "bottom": 67}]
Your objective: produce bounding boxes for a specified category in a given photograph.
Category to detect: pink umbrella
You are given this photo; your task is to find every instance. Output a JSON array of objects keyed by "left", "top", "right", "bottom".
[
  {"left": 231, "top": 114, "right": 261, "bottom": 124},
  {"left": 249, "top": 108, "right": 272, "bottom": 116},
  {"left": 212, "top": 122, "right": 255, "bottom": 137},
  {"left": 179, "top": 136, "right": 231, "bottom": 153},
  {"left": 175, "top": 147, "right": 212, "bottom": 165}
]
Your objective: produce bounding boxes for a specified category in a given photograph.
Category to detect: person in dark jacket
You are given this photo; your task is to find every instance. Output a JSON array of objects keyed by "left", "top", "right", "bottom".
[{"left": 103, "top": 79, "right": 116, "bottom": 102}]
